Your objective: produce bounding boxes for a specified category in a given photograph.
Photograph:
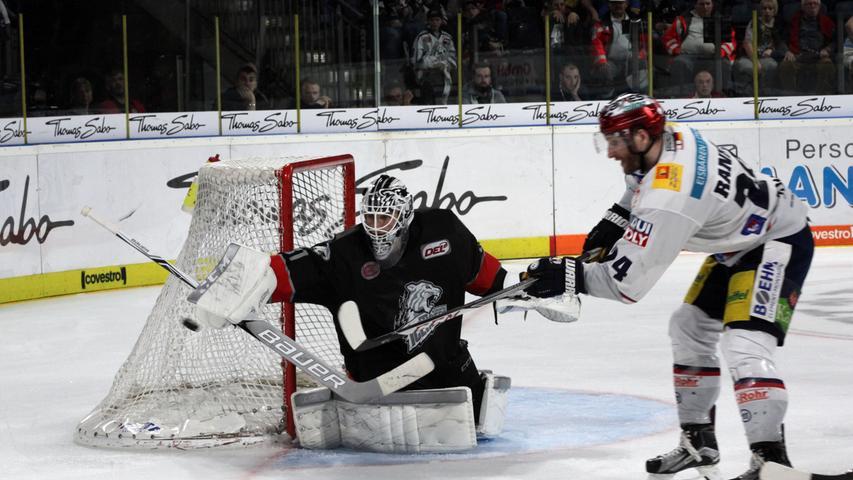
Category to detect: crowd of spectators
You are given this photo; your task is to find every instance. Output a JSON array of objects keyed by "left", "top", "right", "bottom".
[
  {"left": 379, "top": 0, "right": 853, "bottom": 104},
  {"left": 8, "top": 0, "right": 853, "bottom": 118}
]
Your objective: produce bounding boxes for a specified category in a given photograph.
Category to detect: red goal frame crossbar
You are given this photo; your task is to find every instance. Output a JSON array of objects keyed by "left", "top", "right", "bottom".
[{"left": 278, "top": 154, "right": 356, "bottom": 439}]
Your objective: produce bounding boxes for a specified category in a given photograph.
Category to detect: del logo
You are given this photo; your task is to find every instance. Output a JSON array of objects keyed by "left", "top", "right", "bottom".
[
  {"left": 421, "top": 239, "right": 451, "bottom": 259},
  {"left": 652, "top": 163, "right": 683, "bottom": 191},
  {"left": 741, "top": 213, "right": 766, "bottom": 236},
  {"left": 81, "top": 267, "right": 127, "bottom": 289},
  {"left": 623, "top": 217, "right": 653, "bottom": 247}
]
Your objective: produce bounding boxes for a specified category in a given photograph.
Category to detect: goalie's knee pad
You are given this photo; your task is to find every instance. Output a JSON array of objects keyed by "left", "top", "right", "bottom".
[
  {"left": 721, "top": 329, "right": 787, "bottom": 443},
  {"left": 477, "top": 371, "right": 511, "bottom": 438},
  {"left": 291, "top": 387, "right": 478, "bottom": 453}
]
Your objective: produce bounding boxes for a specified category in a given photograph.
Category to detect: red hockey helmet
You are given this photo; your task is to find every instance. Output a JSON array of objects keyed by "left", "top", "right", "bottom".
[{"left": 599, "top": 93, "right": 666, "bottom": 138}]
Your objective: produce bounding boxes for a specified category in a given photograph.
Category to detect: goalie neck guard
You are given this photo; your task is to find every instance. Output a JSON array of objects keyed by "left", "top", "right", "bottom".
[{"left": 361, "top": 175, "right": 414, "bottom": 265}]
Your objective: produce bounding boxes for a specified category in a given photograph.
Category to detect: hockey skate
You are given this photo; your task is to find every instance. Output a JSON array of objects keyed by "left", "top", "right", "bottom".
[
  {"left": 646, "top": 424, "right": 721, "bottom": 480},
  {"left": 729, "top": 441, "right": 791, "bottom": 480}
]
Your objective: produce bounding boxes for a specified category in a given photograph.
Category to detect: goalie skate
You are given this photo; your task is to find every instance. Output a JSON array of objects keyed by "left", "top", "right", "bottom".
[{"left": 646, "top": 425, "right": 721, "bottom": 480}]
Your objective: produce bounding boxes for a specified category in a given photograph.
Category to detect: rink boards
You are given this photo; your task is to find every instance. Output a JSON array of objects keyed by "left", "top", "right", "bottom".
[{"left": 1, "top": 119, "right": 851, "bottom": 303}]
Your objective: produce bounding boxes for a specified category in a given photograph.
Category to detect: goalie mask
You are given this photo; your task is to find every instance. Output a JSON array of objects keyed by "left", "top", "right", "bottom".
[{"left": 361, "top": 175, "right": 414, "bottom": 263}]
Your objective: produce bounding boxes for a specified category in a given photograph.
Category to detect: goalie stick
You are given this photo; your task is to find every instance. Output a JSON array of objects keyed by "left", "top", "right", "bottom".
[
  {"left": 761, "top": 462, "right": 853, "bottom": 480},
  {"left": 80, "top": 206, "right": 434, "bottom": 404},
  {"left": 339, "top": 276, "right": 540, "bottom": 352}
]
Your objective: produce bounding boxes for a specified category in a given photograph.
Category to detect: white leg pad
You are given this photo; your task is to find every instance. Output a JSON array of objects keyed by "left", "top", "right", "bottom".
[
  {"left": 291, "top": 387, "right": 342, "bottom": 449},
  {"left": 292, "top": 387, "right": 477, "bottom": 453},
  {"left": 477, "top": 371, "right": 511, "bottom": 437}
]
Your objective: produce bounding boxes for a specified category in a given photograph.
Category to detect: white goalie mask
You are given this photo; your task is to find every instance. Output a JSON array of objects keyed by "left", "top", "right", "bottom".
[{"left": 361, "top": 175, "right": 414, "bottom": 262}]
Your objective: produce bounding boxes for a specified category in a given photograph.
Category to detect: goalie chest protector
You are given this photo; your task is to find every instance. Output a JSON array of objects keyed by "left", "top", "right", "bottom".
[{"left": 282, "top": 208, "right": 488, "bottom": 383}]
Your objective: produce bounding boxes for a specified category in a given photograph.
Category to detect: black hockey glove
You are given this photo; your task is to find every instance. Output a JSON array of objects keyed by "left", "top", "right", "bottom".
[
  {"left": 582, "top": 203, "right": 630, "bottom": 262},
  {"left": 523, "top": 257, "right": 585, "bottom": 298}
]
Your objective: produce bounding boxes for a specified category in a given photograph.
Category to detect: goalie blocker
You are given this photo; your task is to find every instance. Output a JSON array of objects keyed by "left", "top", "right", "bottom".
[{"left": 291, "top": 371, "right": 511, "bottom": 453}]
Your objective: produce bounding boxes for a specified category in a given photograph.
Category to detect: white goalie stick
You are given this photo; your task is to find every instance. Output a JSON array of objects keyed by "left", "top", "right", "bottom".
[
  {"left": 339, "top": 277, "right": 540, "bottom": 352},
  {"left": 761, "top": 462, "right": 853, "bottom": 480},
  {"left": 80, "top": 206, "right": 434, "bottom": 404}
]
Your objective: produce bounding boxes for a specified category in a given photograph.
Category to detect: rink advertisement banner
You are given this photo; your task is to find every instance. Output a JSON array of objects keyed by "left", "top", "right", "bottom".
[
  {"left": 26, "top": 114, "right": 126, "bottom": 144},
  {"left": 220, "top": 110, "right": 299, "bottom": 136},
  {"left": 0, "top": 155, "right": 48, "bottom": 278},
  {"left": 127, "top": 111, "right": 219, "bottom": 139},
  {"left": 0, "top": 118, "right": 28, "bottom": 146}
]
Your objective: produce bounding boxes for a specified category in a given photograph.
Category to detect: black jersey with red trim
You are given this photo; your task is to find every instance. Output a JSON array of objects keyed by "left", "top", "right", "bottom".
[{"left": 269, "top": 207, "right": 506, "bottom": 384}]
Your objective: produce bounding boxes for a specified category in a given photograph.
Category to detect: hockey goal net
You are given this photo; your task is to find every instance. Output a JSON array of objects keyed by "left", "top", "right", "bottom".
[{"left": 75, "top": 154, "right": 355, "bottom": 448}]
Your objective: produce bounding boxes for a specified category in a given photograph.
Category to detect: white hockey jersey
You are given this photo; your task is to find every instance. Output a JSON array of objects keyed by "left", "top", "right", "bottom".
[{"left": 584, "top": 124, "right": 809, "bottom": 303}]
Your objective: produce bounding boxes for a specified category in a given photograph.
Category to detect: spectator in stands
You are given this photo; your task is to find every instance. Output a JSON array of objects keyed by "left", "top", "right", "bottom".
[
  {"left": 505, "top": 0, "right": 546, "bottom": 49},
  {"left": 383, "top": 82, "right": 414, "bottom": 106},
  {"left": 778, "top": 0, "right": 835, "bottom": 95},
  {"left": 691, "top": 69, "right": 726, "bottom": 97},
  {"left": 644, "top": 0, "right": 689, "bottom": 48},
  {"left": 589, "top": 0, "right": 648, "bottom": 98},
  {"left": 545, "top": 0, "right": 599, "bottom": 60},
  {"left": 844, "top": 16, "right": 853, "bottom": 93},
  {"left": 458, "top": 1, "right": 508, "bottom": 58},
  {"left": 67, "top": 77, "right": 94, "bottom": 115},
  {"left": 412, "top": 9, "right": 457, "bottom": 105},
  {"left": 733, "top": 0, "right": 785, "bottom": 96},
  {"left": 379, "top": 0, "right": 422, "bottom": 61},
  {"left": 300, "top": 78, "right": 332, "bottom": 109},
  {"left": 98, "top": 68, "right": 145, "bottom": 114},
  {"left": 462, "top": 62, "right": 507, "bottom": 103},
  {"left": 556, "top": 63, "right": 591, "bottom": 101},
  {"left": 662, "top": 0, "right": 735, "bottom": 97},
  {"left": 222, "top": 63, "right": 270, "bottom": 111}
]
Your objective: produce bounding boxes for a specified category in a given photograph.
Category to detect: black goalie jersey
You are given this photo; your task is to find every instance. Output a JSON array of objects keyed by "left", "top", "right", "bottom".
[{"left": 268, "top": 208, "right": 506, "bottom": 388}]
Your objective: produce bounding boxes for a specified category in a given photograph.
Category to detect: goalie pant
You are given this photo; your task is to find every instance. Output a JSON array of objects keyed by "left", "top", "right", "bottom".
[{"left": 268, "top": 207, "right": 508, "bottom": 423}]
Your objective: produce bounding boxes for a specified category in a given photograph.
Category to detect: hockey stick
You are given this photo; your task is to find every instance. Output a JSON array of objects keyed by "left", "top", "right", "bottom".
[
  {"left": 761, "top": 462, "right": 853, "bottom": 480},
  {"left": 339, "top": 276, "right": 539, "bottom": 352},
  {"left": 80, "top": 206, "right": 434, "bottom": 403}
]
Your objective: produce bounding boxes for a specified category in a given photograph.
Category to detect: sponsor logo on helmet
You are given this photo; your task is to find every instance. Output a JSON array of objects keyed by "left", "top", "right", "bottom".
[
  {"left": 421, "top": 239, "right": 451, "bottom": 259},
  {"left": 652, "top": 163, "right": 683, "bottom": 192},
  {"left": 361, "top": 261, "right": 381, "bottom": 280}
]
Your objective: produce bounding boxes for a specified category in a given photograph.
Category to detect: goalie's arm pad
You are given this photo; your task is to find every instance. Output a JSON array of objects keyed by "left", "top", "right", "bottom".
[
  {"left": 466, "top": 251, "right": 507, "bottom": 296},
  {"left": 268, "top": 244, "right": 337, "bottom": 305}
]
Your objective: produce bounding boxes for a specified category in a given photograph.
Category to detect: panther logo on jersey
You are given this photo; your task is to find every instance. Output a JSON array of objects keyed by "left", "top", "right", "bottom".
[{"left": 395, "top": 281, "right": 447, "bottom": 352}]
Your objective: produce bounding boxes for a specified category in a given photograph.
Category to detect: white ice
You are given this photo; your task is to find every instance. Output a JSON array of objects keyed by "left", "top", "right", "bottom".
[{"left": 1, "top": 248, "right": 852, "bottom": 480}]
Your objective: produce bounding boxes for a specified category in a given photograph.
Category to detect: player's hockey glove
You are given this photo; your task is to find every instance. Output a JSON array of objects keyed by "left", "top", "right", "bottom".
[
  {"left": 188, "top": 243, "right": 277, "bottom": 329},
  {"left": 523, "top": 257, "right": 585, "bottom": 298},
  {"left": 583, "top": 203, "right": 630, "bottom": 262}
]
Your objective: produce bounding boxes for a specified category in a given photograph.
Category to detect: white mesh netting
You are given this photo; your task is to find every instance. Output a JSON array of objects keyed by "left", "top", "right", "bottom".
[{"left": 75, "top": 155, "right": 351, "bottom": 448}]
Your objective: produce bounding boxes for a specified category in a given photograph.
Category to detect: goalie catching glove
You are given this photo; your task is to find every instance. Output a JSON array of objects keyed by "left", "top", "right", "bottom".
[
  {"left": 187, "top": 243, "right": 278, "bottom": 329},
  {"left": 583, "top": 203, "right": 630, "bottom": 262}
]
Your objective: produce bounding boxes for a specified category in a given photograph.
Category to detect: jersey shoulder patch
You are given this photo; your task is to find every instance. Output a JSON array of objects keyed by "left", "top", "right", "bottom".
[{"left": 652, "top": 163, "right": 683, "bottom": 192}]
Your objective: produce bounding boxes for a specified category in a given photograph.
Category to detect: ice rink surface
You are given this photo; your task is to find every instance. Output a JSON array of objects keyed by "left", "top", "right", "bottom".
[{"left": 1, "top": 248, "right": 852, "bottom": 480}]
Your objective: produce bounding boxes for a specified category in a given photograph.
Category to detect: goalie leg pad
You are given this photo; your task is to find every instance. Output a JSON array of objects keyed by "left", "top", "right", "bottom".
[
  {"left": 477, "top": 371, "right": 511, "bottom": 438},
  {"left": 291, "top": 387, "right": 342, "bottom": 449},
  {"left": 293, "top": 387, "right": 477, "bottom": 452},
  {"left": 669, "top": 304, "right": 723, "bottom": 425}
]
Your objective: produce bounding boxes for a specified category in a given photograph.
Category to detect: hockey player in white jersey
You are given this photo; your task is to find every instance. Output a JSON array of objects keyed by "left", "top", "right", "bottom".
[{"left": 521, "top": 93, "right": 813, "bottom": 480}]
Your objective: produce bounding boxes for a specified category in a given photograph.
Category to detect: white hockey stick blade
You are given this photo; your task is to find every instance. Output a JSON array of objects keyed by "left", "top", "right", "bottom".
[
  {"left": 82, "top": 206, "right": 434, "bottom": 403},
  {"left": 338, "top": 301, "right": 367, "bottom": 350},
  {"left": 761, "top": 462, "right": 853, "bottom": 480}
]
